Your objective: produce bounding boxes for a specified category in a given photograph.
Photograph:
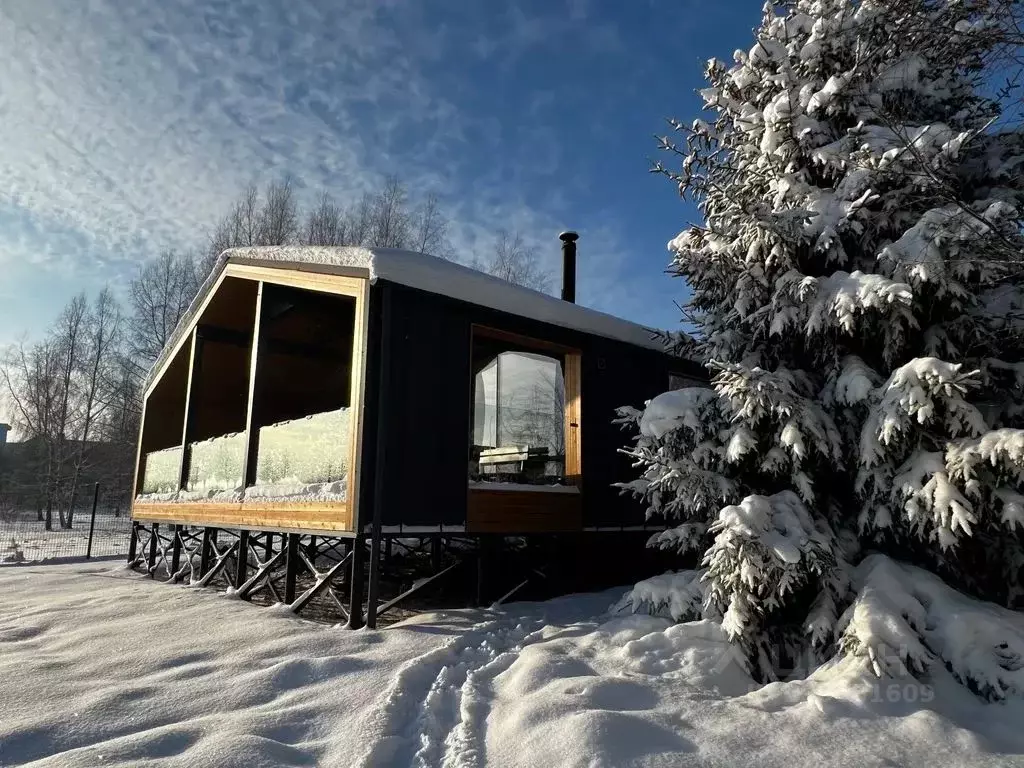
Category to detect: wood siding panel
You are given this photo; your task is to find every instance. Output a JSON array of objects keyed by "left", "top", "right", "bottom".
[
  {"left": 133, "top": 500, "right": 352, "bottom": 532},
  {"left": 467, "top": 489, "right": 582, "bottom": 533},
  {"left": 564, "top": 352, "right": 582, "bottom": 486}
]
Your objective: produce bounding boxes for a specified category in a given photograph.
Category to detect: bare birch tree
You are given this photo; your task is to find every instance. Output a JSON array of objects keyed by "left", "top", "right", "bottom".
[
  {"left": 1, "top": 337, "right": 61, "bottom": 523},
  {"left": 258, "top": 177, "right": 299, "bottom": 246},
  {"left": 303, "top": 191, "right": 346, "bottom": 246},
  {"left": 482, "top": 230, "right": 549, "bottom": 292},
  {"left": 62, "top": 289, "right": 121, "bottom": 527},
  {"left": 369, "top": 175, "right": 412, "bottom": 249},
  {"left": 128, "top": 250, "right": 200, "bottom": 363},
  {"left": 411, "top": 192, "right": 453, "bottom": 257},
  {"left": 344, "top": 193, "right": 375, "bottom": 246}
]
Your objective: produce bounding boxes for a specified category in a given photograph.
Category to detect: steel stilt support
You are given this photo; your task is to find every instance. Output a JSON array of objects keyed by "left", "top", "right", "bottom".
[
  {"left": 199, "top": 527, "right": 214, "bottom": 577},
  {"left": 366, "top": 526, "right": 383, "bottom": 629},
  {"left": 376, "top": 559, "right": 462, "bottom": 618},
  {"left": 235, "top": 530, "right": 250, "bottom": 586},
  {"left": 193, "top": 540, "right": 240, "bottom": 588},
  {"left": 284, "top": 533, "right": 299, "bottom": 604},
  {"left": 291, "top": 551, "right": 353, "bottom": 615},
  {"left": 170, "top": 524, "right": 182, "bottom": 576},
  {"left": 236, "top": 547, "right": 286, "bottom": 600},
  {"left": 346, "top": 536, "right": 366, "bottom": 629},
  {"left": 127, "top": 521, "right": 139, "bottom": 566},
  {"left": 431, "top": 536, "right": 442, "bottom": 573},
  {"left": 147, "top": 523, "right": 159, "bottom": 576},
  {"left": 476, "top": 536, "right": 496, "bottom": 606}
]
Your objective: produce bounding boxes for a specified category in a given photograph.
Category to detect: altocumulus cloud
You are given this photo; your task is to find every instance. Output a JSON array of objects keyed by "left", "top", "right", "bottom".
[{"left": 0, "top": 0, "right": 678, "bottom": 341}]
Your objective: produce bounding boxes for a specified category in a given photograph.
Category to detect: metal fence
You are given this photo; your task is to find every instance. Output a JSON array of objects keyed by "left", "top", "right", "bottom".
[{"left": 0, "top": 484, "right": 132, "bottom": 564}]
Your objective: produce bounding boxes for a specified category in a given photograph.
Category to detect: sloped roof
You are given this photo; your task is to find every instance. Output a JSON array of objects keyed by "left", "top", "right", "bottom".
[{"left": 147, "top": 246, "right": 665, "bottom": 389}]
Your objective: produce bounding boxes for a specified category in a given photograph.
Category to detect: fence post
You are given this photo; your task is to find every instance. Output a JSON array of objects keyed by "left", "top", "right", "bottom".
[{"left": 86, "top": 483, "right": 99, "bottom": 559}]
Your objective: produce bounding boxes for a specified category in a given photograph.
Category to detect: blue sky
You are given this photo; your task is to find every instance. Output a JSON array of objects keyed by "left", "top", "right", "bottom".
[{"left": 0, "top": 0, "right": 756, "bottom": 345}]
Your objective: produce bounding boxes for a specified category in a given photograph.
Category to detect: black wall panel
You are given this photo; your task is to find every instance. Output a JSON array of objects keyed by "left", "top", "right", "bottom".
[{"left": 363, "top": 280, "right": 705, "bottom": 531}]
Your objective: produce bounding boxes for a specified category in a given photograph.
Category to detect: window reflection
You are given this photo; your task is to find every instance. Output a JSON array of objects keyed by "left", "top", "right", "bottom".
[{"left": 471, "top": 346, "right": 566, "bottom": 486}]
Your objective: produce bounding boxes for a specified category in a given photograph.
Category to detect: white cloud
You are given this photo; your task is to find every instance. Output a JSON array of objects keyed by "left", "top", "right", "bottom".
[{"left": 0, "top": 0, "right": 673, "bottom": 335}]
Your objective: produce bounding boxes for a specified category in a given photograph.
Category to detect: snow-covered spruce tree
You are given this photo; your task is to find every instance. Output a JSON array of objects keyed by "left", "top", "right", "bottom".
[{"left": 620, "top": 0, "right": 1024, "bottom": 691}]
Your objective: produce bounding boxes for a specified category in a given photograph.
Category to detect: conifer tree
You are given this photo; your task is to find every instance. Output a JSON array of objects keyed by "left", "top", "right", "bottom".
[{"left": 621, "top": 0, "right": 1024, "bottom": 689}]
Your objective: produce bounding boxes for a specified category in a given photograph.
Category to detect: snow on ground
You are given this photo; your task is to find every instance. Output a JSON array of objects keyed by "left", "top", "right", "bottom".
[{"left": 0, "top": 564, "right": 1021, "bottom": 767}]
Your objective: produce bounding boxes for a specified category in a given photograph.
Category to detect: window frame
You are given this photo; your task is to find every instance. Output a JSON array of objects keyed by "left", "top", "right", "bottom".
[
  {"left": 132, "top": 262, "right": 370, "bottom": 534},
  {"left": 468, "top": 325, "right": 582, "bottom": 491}
]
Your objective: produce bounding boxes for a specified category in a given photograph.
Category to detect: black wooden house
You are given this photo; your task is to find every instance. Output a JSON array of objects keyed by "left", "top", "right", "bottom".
[{"left": 130, "top": 235, "right": 703, "bottom": 626}]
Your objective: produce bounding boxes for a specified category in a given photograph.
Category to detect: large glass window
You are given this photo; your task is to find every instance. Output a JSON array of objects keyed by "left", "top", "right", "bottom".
[
  {"left": 246, "top": 284, "right": 356, "bottom": 501},
  {"left": 181, "top": 277, "right": 259, "bottom": 499},
  {"left": 135, "top": 275, "right": 361, "bottom": 509},
  {"left": 470, "top": 332, "right": 569, "bottom": 487},
  {"left": 137, "top": 340, "right": 191, "bottom": 499}
]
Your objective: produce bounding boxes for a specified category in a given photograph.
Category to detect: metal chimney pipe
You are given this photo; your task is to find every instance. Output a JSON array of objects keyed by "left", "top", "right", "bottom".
[{"left": 559, "top": 231, "right": 579, "bottom": 303}]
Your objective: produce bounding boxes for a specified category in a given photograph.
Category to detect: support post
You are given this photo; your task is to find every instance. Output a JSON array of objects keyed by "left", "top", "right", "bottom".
[
  {"left": 178, "top": 328, "right": 204, "bottom": 492},
  {"left": 170, "top": 524, "right": 182, "bottom": 576},
  {"left": 240, "top": 282, "right": 265, "bottom": 489},
  {"left": 284, "top": 533, "right": 299, "bottom": 604},
  {"left": 364, "top": 283, "right": 392, "bottom": 630},
  {"left": 127, "top": 521, "right": 139, "bottom": 565},
  {"left": 476, "top": 536, "right": 496, "bottom": 606},
  {"left": 476, "top": 539, "right": 484, "bottom": 606},
  {"left": 366, "top": 529, "right": 382, "bottom": 629},
  {"left": 431, "top": 536, "right": 442, "bottom": 573},
  {"left": 236, "top": 529, "right": 250, "bottom": 585},
  {"left": 347, "top": 537, "right": 366, "bottom": 629},
  {"left": 193, "top": 540, "right": 240, "bottom": 589},
  {"left": 147, "top": 523, "right": 159, "bottom": 576},
  {"left": 236, "top": 547, "right": 286, "bottom": 600},
  {"left": 86, "top": 482, "right": 99, "bottom": 559},
  {"left": 199, "top": 527, "right": 214, "bottom": 577},
  {"left": 291, "top": 551, "right": 354, "bottom": 615}
]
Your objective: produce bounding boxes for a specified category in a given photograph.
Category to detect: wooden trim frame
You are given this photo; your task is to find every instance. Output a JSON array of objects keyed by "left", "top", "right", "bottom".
[
  {"left": 466, "top": 488, "right": 582, "bottom": 533},
  {"left": 239, "top": 282, "right": 265, "bottom": 487},
  {"left": 472, "top": 324, "right": 579, "bottom": 357},
  {"left": 224, "top": 262, "right": 366, "bottom": 298},
  {"left": 177, "top": 328, "right": 202, "bottom": 490},
  {"left": 130, "top": 398, "right": 148, "bottom": 498},
  {"left": 467, "top": 325, "right": 583, "bottom": 533},
  {"left": 144, "top": 269, "right": 231, "bottom": 401},
  {"left": 132, "top": 501, "right": 352, "bottom": 533},
  {"left": 228, "top": 257, "right": 372, "bottom": 282},
  {"left": 564, "top": 351, "right": 582, "bottom": 487},
  {"left": 133, "top": 263, "right": 370, "bottom": 535}
]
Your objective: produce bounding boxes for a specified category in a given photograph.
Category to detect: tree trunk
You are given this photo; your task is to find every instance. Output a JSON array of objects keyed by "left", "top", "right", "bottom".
[
  {"left": 65, "top": 487, "right": 76, "bottom": 529},
  {"left": 44, "top": 498, "right": 52, "bottom": 531}
]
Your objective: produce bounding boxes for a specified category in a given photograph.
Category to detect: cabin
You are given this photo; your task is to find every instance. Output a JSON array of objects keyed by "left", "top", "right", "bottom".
[{"left": 129, "top": 236, "right": 704, "bottom": 626}]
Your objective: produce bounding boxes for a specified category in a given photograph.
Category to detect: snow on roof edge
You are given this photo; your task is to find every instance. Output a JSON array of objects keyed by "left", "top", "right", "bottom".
[{"left": 145, "top": 245, "right": 666, "bottom": 390}]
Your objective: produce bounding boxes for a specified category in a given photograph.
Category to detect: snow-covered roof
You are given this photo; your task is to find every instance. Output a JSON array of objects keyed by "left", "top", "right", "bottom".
[
  {"left": 229, "top": 245, "right": 663, "bottom": 348},
  {"left": 147, "top": 245, "right": 664, "bottom": 390}
]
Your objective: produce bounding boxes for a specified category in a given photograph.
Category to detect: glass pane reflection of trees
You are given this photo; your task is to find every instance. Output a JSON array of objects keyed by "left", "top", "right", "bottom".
[{"left": 471, "top": 350, "right": 566, "bottom": 486}]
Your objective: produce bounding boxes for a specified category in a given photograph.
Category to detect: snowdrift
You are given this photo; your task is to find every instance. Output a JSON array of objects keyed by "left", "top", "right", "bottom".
[{"left": 0, "top": 564, "right": 1020, "bottom": 766}]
